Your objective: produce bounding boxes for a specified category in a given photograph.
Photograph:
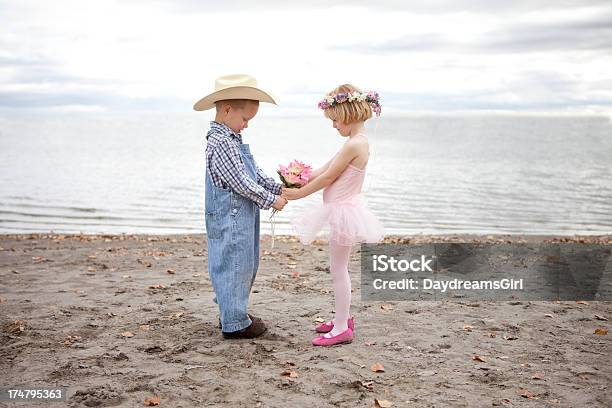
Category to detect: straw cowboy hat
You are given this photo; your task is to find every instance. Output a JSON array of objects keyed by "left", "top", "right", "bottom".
[{"left": 193, "top": 74, "right": 278, "bottom": 111}]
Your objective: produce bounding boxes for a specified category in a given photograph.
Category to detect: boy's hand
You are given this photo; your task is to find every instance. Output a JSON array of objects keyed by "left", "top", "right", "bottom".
[{"left": 272, "top": 195, "right": 288, "bottom": 211}]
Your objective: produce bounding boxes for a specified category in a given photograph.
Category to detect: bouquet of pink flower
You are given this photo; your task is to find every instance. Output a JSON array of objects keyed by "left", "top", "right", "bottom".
[
  {"left": 270, "top": 160, "right": 312, "bottom": 248},
  {"left": 277, "top": 160, "right": 312, "bottom": 188}
]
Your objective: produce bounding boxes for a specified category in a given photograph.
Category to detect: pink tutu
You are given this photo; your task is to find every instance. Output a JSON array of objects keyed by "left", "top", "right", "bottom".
[{"left": 291, "top": 163, "right": 385, "bottom": 246}]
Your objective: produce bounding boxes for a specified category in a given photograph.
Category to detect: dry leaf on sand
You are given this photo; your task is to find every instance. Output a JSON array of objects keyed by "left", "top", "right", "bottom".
[
  {"left": 144, "top": 396, "right": 161, "bottom": 406},
  {"left": 281, "top": 369, "right": 298, "bottom": 378}
]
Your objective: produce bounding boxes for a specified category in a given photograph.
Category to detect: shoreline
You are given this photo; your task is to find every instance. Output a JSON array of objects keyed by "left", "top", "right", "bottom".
[
  {"left": 1, "top": 233, "right": 610, "bottom": 407},
  {"left": 1, "top": 232, "right": 611, "bottom": 243}
]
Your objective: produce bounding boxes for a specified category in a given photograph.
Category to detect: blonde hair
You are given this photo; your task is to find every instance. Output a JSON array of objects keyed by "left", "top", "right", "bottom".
[
  {"left": 215, "top": 99, "right": 259, "bottom": 111},
  {"left": 323, "top": 84, "right": 373, "bottom": 124}
]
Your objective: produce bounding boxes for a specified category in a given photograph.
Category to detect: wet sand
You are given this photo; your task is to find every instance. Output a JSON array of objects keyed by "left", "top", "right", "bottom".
[{"left": 1, "top": 233, "right": 610, "bottom": 407}]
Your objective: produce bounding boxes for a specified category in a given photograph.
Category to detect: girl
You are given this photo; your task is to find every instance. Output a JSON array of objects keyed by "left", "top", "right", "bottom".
[{"left": 283, "top": 84, "right": 385, "bottom": 346}]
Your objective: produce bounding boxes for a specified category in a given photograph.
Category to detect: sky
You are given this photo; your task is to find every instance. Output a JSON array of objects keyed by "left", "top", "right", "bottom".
[{"left": 1, "top": 0, "right": 611, "bottom": 115}]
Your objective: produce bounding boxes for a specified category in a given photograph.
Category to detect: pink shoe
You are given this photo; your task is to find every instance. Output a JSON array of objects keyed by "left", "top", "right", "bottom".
[
  {"left": 315, "top": 316, "right": 355, "bottom": 333},
  {"left": 312, "top": 327, "right": 354, "bottom": 346}
]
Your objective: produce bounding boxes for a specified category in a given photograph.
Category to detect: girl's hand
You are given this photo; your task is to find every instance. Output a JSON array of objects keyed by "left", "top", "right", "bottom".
[{"left": 282, "top": 187, "right": 303, "bottom": 201}]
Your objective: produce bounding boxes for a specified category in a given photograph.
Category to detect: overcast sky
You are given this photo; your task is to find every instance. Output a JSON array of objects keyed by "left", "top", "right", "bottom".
[{"left": 1, "top": 0, "right": 611, "bottom": 115}]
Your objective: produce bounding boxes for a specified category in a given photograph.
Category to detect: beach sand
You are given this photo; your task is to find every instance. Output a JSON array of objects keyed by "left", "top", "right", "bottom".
[{"left": 1, "top": 233, "right": 610, "bottom": 407}]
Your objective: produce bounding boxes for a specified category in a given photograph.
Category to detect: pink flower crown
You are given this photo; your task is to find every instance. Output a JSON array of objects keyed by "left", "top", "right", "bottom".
[{"left": 317, "top": 90, "right": 381, "bottom": 116}]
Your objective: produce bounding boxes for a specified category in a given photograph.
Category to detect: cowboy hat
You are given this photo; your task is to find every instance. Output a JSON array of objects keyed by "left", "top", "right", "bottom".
[{"left": 193, "top": 74, "right": 278, "bottom": 111}]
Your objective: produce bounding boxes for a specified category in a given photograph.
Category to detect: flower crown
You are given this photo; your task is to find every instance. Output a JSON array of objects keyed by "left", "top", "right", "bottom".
[{"left": 317, "top": 90, "right": 381, "bottom": 116}]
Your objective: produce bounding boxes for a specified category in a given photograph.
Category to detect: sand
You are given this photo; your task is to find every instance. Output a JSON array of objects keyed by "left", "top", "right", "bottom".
[{"left": 1, "top": 233, "right": 610, "bottom": 407}]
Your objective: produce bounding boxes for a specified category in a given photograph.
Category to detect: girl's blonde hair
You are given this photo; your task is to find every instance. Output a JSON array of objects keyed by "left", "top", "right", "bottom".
[{"left": 323, "top": 84, "right": 373, "bottom": 124}]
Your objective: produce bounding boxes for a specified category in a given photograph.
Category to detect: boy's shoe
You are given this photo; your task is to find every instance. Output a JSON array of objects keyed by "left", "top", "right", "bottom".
[
  {"left": 315, "top": 316, "right": 355, "bottom": 333},
  {"left": 221, "top": 318, "right": 267, "bottom": 339},
  {"left": 312, "top": 327, "right": 354, "bottom": 346},
  {"left": 218, "top": 313, "right": 261, "bottom": 329}
]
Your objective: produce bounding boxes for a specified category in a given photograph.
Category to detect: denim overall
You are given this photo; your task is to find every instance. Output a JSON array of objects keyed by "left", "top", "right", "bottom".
[{"left": 205, "top": 144, "right": 260, "bottom": 333}]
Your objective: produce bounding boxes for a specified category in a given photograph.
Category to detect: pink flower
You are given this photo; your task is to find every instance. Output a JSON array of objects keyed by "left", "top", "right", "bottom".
[{"left": 277, "top": 159, "right": 312, "bottom": 188}]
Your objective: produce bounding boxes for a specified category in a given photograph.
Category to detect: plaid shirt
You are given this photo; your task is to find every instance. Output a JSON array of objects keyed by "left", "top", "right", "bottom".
[{"left": 205, "top": 121, "right": 282, "bottom": 210}]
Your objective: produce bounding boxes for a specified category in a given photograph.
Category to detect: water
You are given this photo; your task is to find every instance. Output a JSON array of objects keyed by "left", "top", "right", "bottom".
[{"left": 1, "top": 113, "right": 611, "bottom": 235}]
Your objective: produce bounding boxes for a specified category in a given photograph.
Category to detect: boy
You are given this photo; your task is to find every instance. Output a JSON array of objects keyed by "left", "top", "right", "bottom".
[{"left": 193, "top": 74, "right": 287, "bottom": 339}]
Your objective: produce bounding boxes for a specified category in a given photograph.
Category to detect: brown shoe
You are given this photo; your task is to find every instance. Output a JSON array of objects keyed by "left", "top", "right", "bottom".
[
  {"left": 222, "top": 318, "right": 267, "bottom": 339},
  {"left": 218, "top": 313, "right": 261, "bottom": 329}
]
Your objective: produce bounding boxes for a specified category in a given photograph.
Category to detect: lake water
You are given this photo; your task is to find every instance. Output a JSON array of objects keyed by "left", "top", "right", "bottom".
[{"left": 1, "top": 113, "right": 611, "bottom": 236}]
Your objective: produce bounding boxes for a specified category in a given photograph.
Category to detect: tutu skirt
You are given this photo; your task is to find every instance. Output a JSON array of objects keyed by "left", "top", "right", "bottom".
[{"left": 291, "top": 194, "right": 385, "bottom": 246}]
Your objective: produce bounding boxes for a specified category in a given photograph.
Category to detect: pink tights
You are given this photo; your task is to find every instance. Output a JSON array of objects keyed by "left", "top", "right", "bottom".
[{"left": 324, "top": 240, "right": 352, "bottom": 338}]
